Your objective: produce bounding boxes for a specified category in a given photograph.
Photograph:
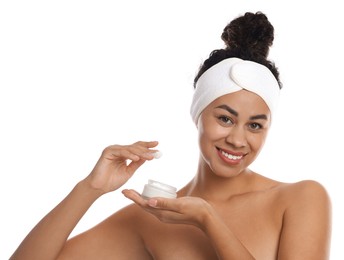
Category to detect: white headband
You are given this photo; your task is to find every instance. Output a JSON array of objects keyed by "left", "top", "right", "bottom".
[{"left": 190, "top": 57, "right": 280, "bottom": 125}]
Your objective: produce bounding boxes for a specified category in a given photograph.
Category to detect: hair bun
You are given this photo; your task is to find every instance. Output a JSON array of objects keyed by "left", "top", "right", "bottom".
[{"left": 221, "top": 12, "right": 274, "bottom": 58}]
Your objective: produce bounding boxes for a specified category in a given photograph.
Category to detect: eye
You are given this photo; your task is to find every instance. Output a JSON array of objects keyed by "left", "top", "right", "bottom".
[
  {"left": 217, "top": 115, "right": 234, "bottom": 125},
  {"left": 249, "top": 122, "right": 262, "bottom": 131}
]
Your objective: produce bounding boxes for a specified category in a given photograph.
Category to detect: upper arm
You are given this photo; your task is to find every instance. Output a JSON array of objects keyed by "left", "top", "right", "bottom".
[
  {"left": 278, "top": 180, "right": 332, "bottom": 260},
  {"left": 57, "top": 205, "right": 152, "bottom": 260}
]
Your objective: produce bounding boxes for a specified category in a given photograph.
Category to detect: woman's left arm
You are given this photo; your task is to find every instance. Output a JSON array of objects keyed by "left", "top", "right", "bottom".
[{"left": 277, "top": 180, "right": 332, "bottom": 260}]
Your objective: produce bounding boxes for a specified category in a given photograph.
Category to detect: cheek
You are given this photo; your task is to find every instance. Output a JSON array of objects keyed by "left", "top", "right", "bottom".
[
  {"left": 198, "top": 120, "right": 227, "bottom": 143},
  {"left": 198, "top": 121, "right": 228, "bottom": 159},
  {"left": 198, "top": 130, "right": 214, "bottom": 165},
  {"left": 247, "top": 132, "right": 268, "bottom": 152},
  {"left": 197, "top": 118, "right": 213, "bottom": 157}
]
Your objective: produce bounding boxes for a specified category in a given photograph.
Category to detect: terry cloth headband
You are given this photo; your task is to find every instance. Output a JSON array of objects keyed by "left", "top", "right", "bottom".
[{"left": 190, "top": 57, "right": 280, "bottom": 125}]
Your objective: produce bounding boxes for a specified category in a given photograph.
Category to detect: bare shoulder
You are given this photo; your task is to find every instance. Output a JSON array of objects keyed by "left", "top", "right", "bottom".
[
  {"left": 108, "top": 202, "right": 147, "bottom": 221},
  {"left": 93, "top": 203, "right": 152, "bottom": 238},
  {"left": 277, "top": 180, "right": 331, "bottom": 207},
  {"left": 105, "top": 202, "right": 154, "bottom": 230},
  {"left": 59, "top": 204, "right": 152, "bottom": 259},
  {"left": 253, "top": 174, "right": 330, "bottom": 206}
]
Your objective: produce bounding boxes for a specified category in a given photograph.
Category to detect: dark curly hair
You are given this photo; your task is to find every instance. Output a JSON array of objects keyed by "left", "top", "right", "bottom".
[{"left": 194, "top": 12, "right": 282, "bottom": 89}]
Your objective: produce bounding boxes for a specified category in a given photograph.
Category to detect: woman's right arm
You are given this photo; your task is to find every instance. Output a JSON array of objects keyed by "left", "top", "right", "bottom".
[{"left": 10, "top": 141, "right": 158, "bottom": 260}]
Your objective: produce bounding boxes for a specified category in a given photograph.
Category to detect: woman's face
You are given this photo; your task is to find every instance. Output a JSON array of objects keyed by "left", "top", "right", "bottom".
[{"left": 198, "top": 89, "right": 271, "bottom": 178}]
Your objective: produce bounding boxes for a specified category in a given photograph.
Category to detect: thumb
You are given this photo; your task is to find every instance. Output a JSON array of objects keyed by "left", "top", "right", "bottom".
[{"left": 126, "top": 159, "right": 146, "bottom": 175}]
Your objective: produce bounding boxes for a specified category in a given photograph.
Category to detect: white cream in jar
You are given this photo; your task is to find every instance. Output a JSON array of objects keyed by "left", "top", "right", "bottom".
[{"left": 141, "top": 179, "right": 177, "bottom": 199}]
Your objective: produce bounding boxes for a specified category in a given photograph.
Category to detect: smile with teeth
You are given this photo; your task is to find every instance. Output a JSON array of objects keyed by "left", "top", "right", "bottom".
[{"left": 220, "top": 150, "right": 243, "bottom": 160}]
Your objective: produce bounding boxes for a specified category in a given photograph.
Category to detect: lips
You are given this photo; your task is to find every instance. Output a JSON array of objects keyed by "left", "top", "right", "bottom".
[{"left": 216, "top": 147, "right": 246, "bottom": 165}]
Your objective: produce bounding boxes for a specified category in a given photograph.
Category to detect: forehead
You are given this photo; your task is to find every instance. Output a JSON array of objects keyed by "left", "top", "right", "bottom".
[{"left": 207, "top": 90, "right": 271, "bottom": 116}]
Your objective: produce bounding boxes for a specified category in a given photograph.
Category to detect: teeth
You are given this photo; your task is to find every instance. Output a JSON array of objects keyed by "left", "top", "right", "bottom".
[{"left": 221, "top": 150, "right": 242, "bottom": 160}]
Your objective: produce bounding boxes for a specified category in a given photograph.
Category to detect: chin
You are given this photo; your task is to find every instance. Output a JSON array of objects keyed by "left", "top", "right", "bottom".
[{"left": 210, "top": 164, "right": 245, "bottom": 179}]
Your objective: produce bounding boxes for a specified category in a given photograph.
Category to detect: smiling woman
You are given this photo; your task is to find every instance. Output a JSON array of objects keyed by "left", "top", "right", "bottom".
[
  {"left": 9, "top": 11, "right": 331, "bottom": 260},
  {"left": 198, "top": 90, "right": 271, "bottom": 172}
]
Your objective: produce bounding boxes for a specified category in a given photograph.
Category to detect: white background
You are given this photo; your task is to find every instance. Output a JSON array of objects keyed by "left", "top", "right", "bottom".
[{"left": 1, "top": 0, "right": 343, "bottom": 259}]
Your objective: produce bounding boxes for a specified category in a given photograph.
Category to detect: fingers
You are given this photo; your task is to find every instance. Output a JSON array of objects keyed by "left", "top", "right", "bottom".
[
  {"left": 123, "top": 190, "right": 196, "bottom": 223},
  {"left": 126, "top": 159, "right": 146, "bottom": 175},
  {"left": 135, "top": 140, "right": 159, "bottom": 148},
  {"left": 123, "top": 189, "right": 211, "bottom": 229},
  {"left": 122, "top": 189, "right": 170, "bottom": 212},
  {"left": 122, "top": 190, "right": 177, "bottom": 219},
  {"left": 103, "top": 141, "right": 159, "bottom": 162},
  {"left": 87, "top": 141, "right": 160, "bottom": 192},
  {"left": 122, "top": 189, "right": 179, "bottom": 212},
  {"left": 122, "top": 189, "right": 148, "bottom": 205},
  {"left": 147, "top": 197, "right": 182, "bottom": 213}
]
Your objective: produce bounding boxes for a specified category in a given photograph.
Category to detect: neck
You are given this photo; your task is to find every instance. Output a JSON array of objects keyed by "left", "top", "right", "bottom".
[{"left": 181, "top": 158, "right": 256, "bottom": 202}]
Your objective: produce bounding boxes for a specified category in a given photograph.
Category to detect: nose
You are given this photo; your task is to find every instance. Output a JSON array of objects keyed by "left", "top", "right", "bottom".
[{"left": 225, "top": 126, "right": 247, "bottom": 148}]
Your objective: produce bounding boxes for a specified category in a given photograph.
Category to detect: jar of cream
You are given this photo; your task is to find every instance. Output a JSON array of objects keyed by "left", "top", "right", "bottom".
[{"left": 141, "top": 179, "right": 177, "bottom": 199}]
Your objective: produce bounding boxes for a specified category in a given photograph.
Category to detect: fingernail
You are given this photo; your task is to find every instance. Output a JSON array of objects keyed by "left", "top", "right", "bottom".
[{"left": 148, "top": 199, "right": 158, "bottom": 207}]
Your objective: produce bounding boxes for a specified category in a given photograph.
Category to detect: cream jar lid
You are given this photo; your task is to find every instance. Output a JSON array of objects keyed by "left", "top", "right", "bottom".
[{"left": 142, "top": 179, "right": 177, "bottom": 199}]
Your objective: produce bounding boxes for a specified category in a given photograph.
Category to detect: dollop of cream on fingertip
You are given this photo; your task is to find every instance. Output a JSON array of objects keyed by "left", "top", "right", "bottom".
[{"left": 152, "top": 151, "right": 162, "bottom": 159}]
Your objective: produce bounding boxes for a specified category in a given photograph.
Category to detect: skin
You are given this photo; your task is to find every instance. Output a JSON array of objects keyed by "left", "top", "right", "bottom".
[{"left": 10, "top": 90, "right": 332, "bottom": 260}]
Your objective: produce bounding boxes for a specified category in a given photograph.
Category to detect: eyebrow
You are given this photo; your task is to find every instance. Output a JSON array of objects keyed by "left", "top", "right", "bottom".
[{"left": 215, "top": 104, "right": 268, "bottom": 121}]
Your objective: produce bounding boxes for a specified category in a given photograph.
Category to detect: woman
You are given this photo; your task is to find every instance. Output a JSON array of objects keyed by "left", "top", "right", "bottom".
[{"left": 11, "top": 12, "right": 331, "bottom": 260}]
